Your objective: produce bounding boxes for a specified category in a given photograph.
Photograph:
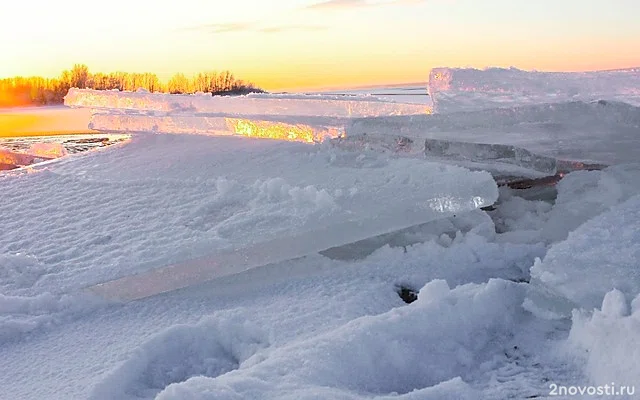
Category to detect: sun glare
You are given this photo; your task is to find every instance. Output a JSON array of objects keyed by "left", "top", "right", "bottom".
[{"left": 226, "top": 118, "right": 343, "bottom": 143}]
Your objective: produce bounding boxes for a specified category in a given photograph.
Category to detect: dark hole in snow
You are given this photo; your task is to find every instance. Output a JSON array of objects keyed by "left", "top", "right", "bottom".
[{"left": 396, "top": 285, "right": 418, "bottom": 304}]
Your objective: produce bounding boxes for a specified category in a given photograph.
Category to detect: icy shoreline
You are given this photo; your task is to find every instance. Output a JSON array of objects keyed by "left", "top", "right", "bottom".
[{"left": 2, "top": 67, "right": 640, "bottom": 399}]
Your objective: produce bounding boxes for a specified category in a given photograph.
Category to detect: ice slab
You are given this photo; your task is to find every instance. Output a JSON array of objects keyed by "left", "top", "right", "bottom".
[
  {"left": 88, "top": 113, "right": 343, "bottom": 143},
  {"left": 0, "top": 149, "right": 40, "bottom": 166},
  {"left": 333, "top": 133, "right": 557, "bottom": 179},
  {"left": 428, "top": 67, "right": 640, "bottom": 113},
  {"left": 347, "top": 100, "right": 640, "bottom": 166},
  {"left": 0, "top": 134, "right": 497, "bottom": 301},
  {"left": 423, "top": 139, "right": 557, "bottom": 175},
  {"left": 64, "top": 89, "right": 430, "bottom": 117},
  {"left": 531, "top": 194, "right": 640, "bottom": 311},
  {"left": 317, "top": 84, "right": 432, "bottom": 106}
]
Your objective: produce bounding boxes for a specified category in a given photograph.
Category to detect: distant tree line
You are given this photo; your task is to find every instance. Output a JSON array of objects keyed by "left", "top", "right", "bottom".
[{"left": 0, "top": 64, "right": 264, "bottom": 107}]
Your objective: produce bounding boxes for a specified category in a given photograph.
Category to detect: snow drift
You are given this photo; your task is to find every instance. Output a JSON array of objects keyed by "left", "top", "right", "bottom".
[
  {"left": 567, "top": 289, "right": 640, "bottom": 390},
  {"left": 95, "top": 279, "right": 528, "bottom": 400},
  {"left": 531, "top": 193, "right": 640, "bottom": 311}
]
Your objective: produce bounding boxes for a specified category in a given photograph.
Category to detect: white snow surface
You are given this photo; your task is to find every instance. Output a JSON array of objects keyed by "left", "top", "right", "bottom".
[
  {"left": 531, "top": 193, "right": 640, "bottom": 311},
  {"left": 428, "top": 67, "right": 640, "bottom": 113},
  {"left": 567, "top": 289, "right": 640, "bottom": 390},
  {"left": 3, "top": 72, "right": 640, "bottom": 399}
]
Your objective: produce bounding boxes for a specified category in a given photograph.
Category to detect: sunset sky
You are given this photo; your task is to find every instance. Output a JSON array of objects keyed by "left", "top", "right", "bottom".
[{"left": 2, "top": 0, "right": 640, "bottom": 90}]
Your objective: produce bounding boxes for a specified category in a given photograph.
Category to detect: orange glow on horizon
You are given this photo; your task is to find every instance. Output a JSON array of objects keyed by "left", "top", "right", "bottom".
[
  {"left": 0, "top": 92, "right": 31, "bottom": 108},
  {"left": 0, "top": 109, "right": 95, "bottom": 137}
]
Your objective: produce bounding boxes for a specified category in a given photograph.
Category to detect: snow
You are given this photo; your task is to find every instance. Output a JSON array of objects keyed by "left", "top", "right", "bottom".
[
  {"left": 567, "top": 289, "right": 640, "bottom": 390},
  {"left": 3, "top": 67, "right": 640, "bottom": 399},
  {"left": 542, "top": 164, "right": 640, "bottom": 242},
  {"left": 91, "top": 313, "right": 267, "bottom": 400},
  {"left": 531, "top": 193, "right": 640, "bottom": 311},
  {"left": 147, "top": 279, "right": 527, "bottom": 400},
  {"left": 428, "top": 67, "right": 640, "bottom": 113}
]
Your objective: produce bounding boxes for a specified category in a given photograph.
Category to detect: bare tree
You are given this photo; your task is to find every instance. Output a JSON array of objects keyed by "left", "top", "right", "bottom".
[
  {"left": 70, "top": 64, "right": 89, "bottom": 88},
  {"left": 168, "top": 73, "right": 190, "bottom": 94}
]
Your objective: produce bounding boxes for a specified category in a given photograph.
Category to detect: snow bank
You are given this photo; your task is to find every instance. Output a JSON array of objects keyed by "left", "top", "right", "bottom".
[
  {"left": 531, "top": 193, "right": 640, "bottom": 311},
  {"left": 347, "top": 100, "right": 640, "bottom": 166},
  {"left": 64, "top": 89, "right": 429, "bottom": 117},
  {"left": 94, "top": 279, "right": 526, "bottom": 400},
  {"left": 567, "top": 290, "right": 640, "bottom": 390},
  {"left": 0, "top": 205, "right": 549, "bottom": 400},
  {"left": 491, "top": 164, "right": 640, "bottom": 250},
  {"left": 542, "top": 164, "right": 640, "bottom": 242},
  {"left": 428, "top": 67, "right": 640, "bottom": 113}
]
